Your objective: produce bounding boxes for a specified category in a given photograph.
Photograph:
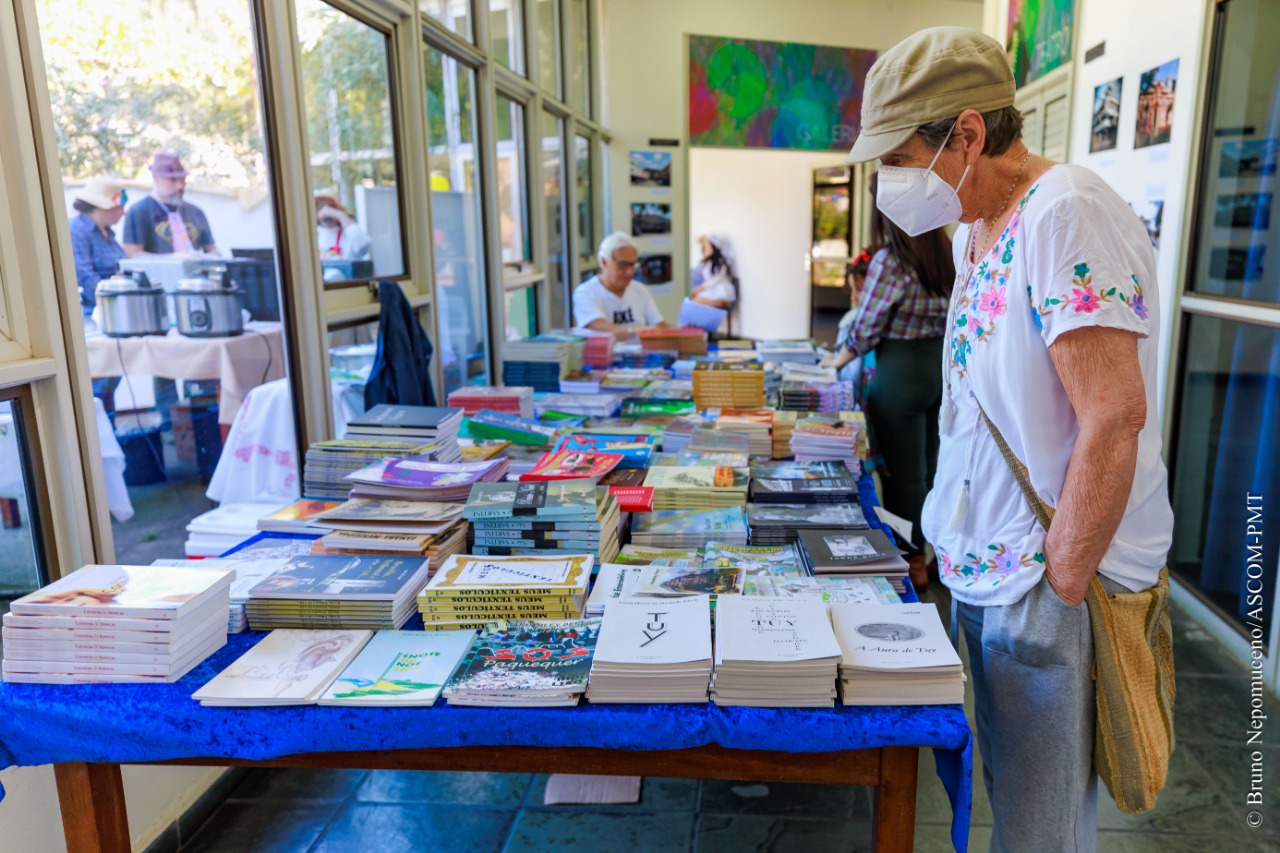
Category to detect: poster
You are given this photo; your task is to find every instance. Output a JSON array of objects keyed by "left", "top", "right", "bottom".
[
  {"left": 1135, "top": 59, "right": 1179, "bottom": 149},
  {"left": 629, "top": 151, "right": 671, "bottom": 187},
  {"left": 688, "top": 35, "right": 877, "bottom": 151},
  {"left": 1006, "top": 0, "right": 1074, "bottom": 88},
  {"left": 1090, "top": 77, "right": 1122, "bottom": 154},
  {"left": 630, "top": 203, "right": 672, "bottom": 237}
]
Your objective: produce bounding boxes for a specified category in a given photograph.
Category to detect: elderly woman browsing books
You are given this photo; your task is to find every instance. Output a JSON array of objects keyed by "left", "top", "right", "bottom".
[{"left": 845, "top": 27, "right": 1174, "bottom": 852}]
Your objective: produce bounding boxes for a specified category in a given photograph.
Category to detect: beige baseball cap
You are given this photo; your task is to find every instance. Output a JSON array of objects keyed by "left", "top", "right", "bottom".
[{"left": 846, "top": 27, "right": 1015, "bottom": 164}]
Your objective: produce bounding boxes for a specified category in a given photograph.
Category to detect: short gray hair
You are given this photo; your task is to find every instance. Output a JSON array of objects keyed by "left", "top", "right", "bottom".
[
  {"left": 918, "top": 106, "right": 1024, "bottom": 156},
  {"left": 597, "top": 231, "right": 637, "bottom": 265}
]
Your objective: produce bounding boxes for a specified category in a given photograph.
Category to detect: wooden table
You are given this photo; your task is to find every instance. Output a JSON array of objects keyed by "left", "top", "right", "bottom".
[{"left": 54, "top": 742, "right": 920, "bottom": 853}]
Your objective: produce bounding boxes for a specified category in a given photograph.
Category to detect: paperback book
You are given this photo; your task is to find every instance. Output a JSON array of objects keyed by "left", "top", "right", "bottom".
[
  {"left": 518, "top": 450, "right": 623, "bottom": 482},
  {"left": 317, "top": 629, "right": 475, "bottom": 706},
  {"left": 442, "top": 618, "right": 601, "bottom": 706},
  {"left": 193, "top": 629, "right": 373, "bottom": 706}
]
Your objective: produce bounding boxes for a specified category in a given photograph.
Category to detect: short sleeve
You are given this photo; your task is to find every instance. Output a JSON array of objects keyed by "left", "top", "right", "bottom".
[
  {"left": 639, "top": 285, "right": 664, "bottom": 326},
  {"left": 192, "top": 208, "right": 215, "bottom": 249},
  {"left": 121, "top": 205, "right": 145, "bottom": 246},
  {"left": 1024, "top": 192, "right": 1152, "bottom": 347},
  {"left": 572, "top": 283, "right": 605, "bottom": 327}
]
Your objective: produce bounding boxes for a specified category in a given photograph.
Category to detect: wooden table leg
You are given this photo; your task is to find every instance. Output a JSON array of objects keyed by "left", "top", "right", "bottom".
[
  {"left": 872, "top": 746, "right": 919, "bottom": 853},
  {"left": 54, "top": 762, "right": 130, "bottom": 853}
]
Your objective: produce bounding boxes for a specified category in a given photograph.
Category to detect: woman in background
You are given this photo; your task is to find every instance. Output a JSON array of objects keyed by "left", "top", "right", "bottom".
[
  {"left": 689, "top": 234, "right": 737, "bottom": 309},
  {"left": 69, "top": 177, "right": 128, "bottom": 321},
  {"left": 315, "top": 194, "right": 373, "bottom": 260},
  {"left": 839, "top": 176, "right": 953, "bottom": 590}
]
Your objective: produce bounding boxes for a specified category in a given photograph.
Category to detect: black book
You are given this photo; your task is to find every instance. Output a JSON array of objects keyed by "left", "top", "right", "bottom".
[
  {"left": 746, "top": 503, "right": 868, "bottom": 529},
  {"left": 346, "top": 404, "right": 464, "bottom": 434},
  {"left": 748, "top": 478, "right": 857, "bottom": 504},
  {"left": 798, "top": 528, "right": 903, "bottom": 570}
]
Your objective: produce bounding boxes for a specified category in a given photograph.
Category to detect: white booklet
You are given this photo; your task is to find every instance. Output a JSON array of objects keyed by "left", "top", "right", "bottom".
[
  {"left": 10, "top": 564, "right": 234, "bottom": 620},
  {"left": 713, "top": 596, "right": 841, "bottom": 665},
  {"left": 318, "top": 629, "right": 474, "bottom": 706},
  {"left": 192, "top": 629, "right": 372, "bottom": 706},
  {"left": 829, "top": 604, "right": 962, "bottom": 671},
  {"left": 594, "top": 596, "right": 712, "bottom": 666}
]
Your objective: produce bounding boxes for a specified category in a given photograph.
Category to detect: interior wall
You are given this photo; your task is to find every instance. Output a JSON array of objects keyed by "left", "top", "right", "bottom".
[{"left": 600, "top": 0, "right": 985, "bottom": 328}]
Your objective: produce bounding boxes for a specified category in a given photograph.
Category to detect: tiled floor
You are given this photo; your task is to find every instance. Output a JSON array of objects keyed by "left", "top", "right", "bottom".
[{"left": 173, "top": 588, "right": 1279, "bottom": 853}]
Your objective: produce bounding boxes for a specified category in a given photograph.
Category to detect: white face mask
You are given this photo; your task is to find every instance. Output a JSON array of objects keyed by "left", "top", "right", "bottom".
[{"left": 876, "top": 122, "right": 971, "bottom": 237}]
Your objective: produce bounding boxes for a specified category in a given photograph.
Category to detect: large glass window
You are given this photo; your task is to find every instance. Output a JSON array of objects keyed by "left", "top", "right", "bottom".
[
  {"left": 424, "top": 47, "right": 490, "bottom": 395},
  {"left": 575, "top": 133, "right": 595, "bottom": 263},
  {"left": 297, "top": 0, "right": 406, "bottom": 282},
  {"left": 490, "top": 0, "right": 525, "bottom": 74},
  {"left": 534, "top": 0, "right": 562, "bottom": 97},
  {"left": 542, "top": 112, "right": 569, "bottom": 328},
  {"left": 0, "top": 392, "right": 50, "bottom": 624},
  {"left": 421, "top": 0, "right": 473, "bottom": 43},
  {"left": 565, "top": 0, "right": 590, "bottom": 116},
  {"left": 496, "top": 96, "right": 531, "bottom": 265}
]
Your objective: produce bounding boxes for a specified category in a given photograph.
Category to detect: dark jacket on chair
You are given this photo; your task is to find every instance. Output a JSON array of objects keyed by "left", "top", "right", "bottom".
[{"left": 364, "top": 281, "right": 436, "bottom": 409}]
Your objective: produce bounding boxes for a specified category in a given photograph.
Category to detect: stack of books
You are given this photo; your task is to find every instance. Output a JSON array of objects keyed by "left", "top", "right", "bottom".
[
  {"left": 635, "top": 379, "right": 694, "bottom": 402},
  {"left": 309, "top": 499, "right": 465, "bottom": 536},
  {"left": 304, "top": 438, "right": 440, "bottom": 500},
  {"left": 630, "top": 507, "right": 748, "bottom": 549},
  {"left": 185, "top": 502, "right": 283, "bottom": 557},
  {"left": 312, "top": 521, "right": 468, "bottom": 574},
  {"left": 831, "top": 604, "right": 965, "bottom": 705},
  {"left": 555, "top": 433, "right": 656, "bottom": 468},
  {"left": 466, "top": 409, "right": 561, "bottom": 447},
  {"left": 771, "top": 410, "right": 799, "bottom": 459},
  {"left": 586, "top": 596, "right": 713, "bottom": 703},
  {"left": 559, "top": 370, "right": 604, "bottom": 394},
  {"left": 316, "top": 629, "right": 475, "bottom": 706},
  {"left": 2, "top": 564, "right": 232, "bottom": 683},
  {"left": 660, "top": 415, "right": 702, "bottom": 454},
  {"left": 798, "top": 528, "right": 909, "bottom": 593},
  {"left": 502, "top": 334, "right": 586, "bottom": 391},
  {"left": 747, "top": 503, "right": 870, "bottom": 546},
  {"left": 519, "top": 450, "right": 623, "bottom": 482},
  {"left": 710, "top": 596, "right": 842, "bottom": 707},
  {"left": 457, "top": 437, "right": 512, "bottom": 462},
  {"left": 258, "top": 500, "right": 343, "bottom": 534},
  {"left": 688, "top": 425, "right": 750, "bottom": 457},
  {"left": 790, "top": 414, "right": 868, "bottom": 476},
  {"left": 344, "top": 405, "right": 464, "bottom": 463},
  {"left": 586, "top": 415, "right": 671, "bottom": 438},
  {"left": 692, "top": 362, "right": 766, "bottom": 409},
  {"left": 639, "top": 327, "right": 708, "bottom": 356},
  {"left": 193, "top": 629, "right": 372, "bottom": 706},
  {"left": 651, "top": 450, "right": 749, "bottom": 468},
  {"left": 747, "top": 460, "right": 859, "bottom": 504},
  {"left": 151, "top": 557, "right": 286, "bottom": 634},
  {"left": 345, "top": 456, "right": 509, "bottom": 501},
  {"left": 756, "top": 339, "right": 819, "bottom": 365},
  {"left": 644, "top": 465, "right": 749, "bottom": 510},
  {"left": 466, "top": 481, "right": 621, "bottom": 562},
  {"left": 713, "top": 409, "right": 774, "bottom": 458},
  {"left": 613, "top": 544, "right": 706, "bottom": 566},
  {"left": 575, "top": 328, "right": 615, "bottom": 368},
  {"left": 417, "top": 554, "right": 594, "bottom": 631},
  {"left": 533, "top": 393, "right": 622, "bottom": 419},
  {"left": 621, "top": 398, "right": 696, "bottom": 417},
  {"left": 447, "top": 386, "right": 534, "bottom": 418},
  {"left": 442, "top": 617, "right": 601, "bottom": 706},
  {"left": 779, "top": 377, "right": 855, "bottom": 413},
  {"left": 245, "top": 554, "right": 431, "bottom": 630},
  {"left": 702, "top": 541, "right": 809, "bottom": 596}
]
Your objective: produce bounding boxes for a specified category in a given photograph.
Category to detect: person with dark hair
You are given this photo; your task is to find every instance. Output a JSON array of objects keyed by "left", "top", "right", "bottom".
[
  {"left": 689, "top": 234, "right": 737, "bottom": 308},
  {"left": 123, "top": 151, "right": 218, "bottom": 257},
  {"left": 69, "top": 177, "right": 128, "bottom": 320},
  {"left": 828, "top": 175, "right": 953, "bottom": 591},
  {"left": 847, "top": 27, "right": 1173, "bottom": 851},
  {"left": 825, "top": 248, "right": 874, "bottom": 375}
]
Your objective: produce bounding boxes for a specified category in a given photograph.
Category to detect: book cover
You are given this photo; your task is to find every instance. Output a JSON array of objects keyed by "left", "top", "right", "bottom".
[
  {"left": 423, "top": 555, "right": 593, "bottom": 596},
  {"left": 613, "top": 546, "right": 705, "bottom": 567},
  {"left": 632, "top": 566, "right": 743, "bottom": 597},
  {"left": 747, "top": 504, "right": 869, "bottom": 528},
  {"left": 520, "top": 450, "right": 623, "bottom": 482},
  {"left": 703, "top": 543, "right": 806, "bottom": 575},
  {"left": 317, "top": 629, "right": 474, "bottom": 705},
  {"left": 259, "top": 499, "right": 343, "bottom": 528},
  {"left": 798, "top": 528, "right": 902, "bottom": 567},
  {"left": 443, "top": 618, "right": 601, "bottom": 696},
  {"left": 621, "top": 399, "right": 696, "bottom": 417},
  {"left": 630, "top": 507, "right": 748, "bottom": 538},
  {"left": 467, "top": 410, "right": 561, "bottom": 445},
  {"left": 714, "top": 596, "right": 842, "bottom": 664},
  {"left": 347, "top": 404, "right": 463, "bottom": 432},
  {"left": 644, "top": 466, "right": 737, "bottom": 490},
  {"left": 608, "top": 486, "right": 654, "bottom": 513},
  {"left": 313, "top": 500, "right": 463, "bottom": 524},
  {"left": 457, "top": 438, "right": 512, "bottom": 461},
  {"left": 829, "top": 604, "right": 962, "bottom": 671},
  {"left": 360, "top": 456, "right": 504, "bottom": 489},
  {"left": 9, "top": 564, "right": 233, "bottom": 619},
  {"left": 748, "top": 461, "right": 851, "bottom": 480},
  {"left": 594, "top": 595, "right": 713, "bottom": 665},
  {"left": 193, "top": 629, "right": 372, "bottom": 705},
  {"left": 465, "top": 480, "right": 598, "bottom": 519},
  {"left": 248, "top": 555, "right": 428, "bottom": 601},
  {"left": 598, "top": 468, "right": 648, "bottom": 487},
  {"left": 555, "top": 434, "right": 656, "bottom": 468}
]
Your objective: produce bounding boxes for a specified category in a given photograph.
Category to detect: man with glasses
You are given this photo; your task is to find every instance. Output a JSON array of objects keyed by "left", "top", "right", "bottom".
[{"left": 572, "top": 232, "right": 667, "bottom": 335}]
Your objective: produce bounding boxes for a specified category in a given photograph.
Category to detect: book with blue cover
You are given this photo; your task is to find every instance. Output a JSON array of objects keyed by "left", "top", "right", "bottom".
[
  {"left": 464, "top": 479, "right": 599, "bottom": 520},
  {"left": 554, "top": 433, "right": 656, "bottom": 468},
  {"left": 247, "top": 555, "right": 428, "bottom": 601}
]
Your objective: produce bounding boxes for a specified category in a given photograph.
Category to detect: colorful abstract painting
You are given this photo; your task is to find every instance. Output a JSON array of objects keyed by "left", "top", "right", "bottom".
[
  {"left": 688, "top": 35, "right": 877, "bottom": 151},
  {"left": 1007, "top": 0, "right": 1074, "bottom": 88}
]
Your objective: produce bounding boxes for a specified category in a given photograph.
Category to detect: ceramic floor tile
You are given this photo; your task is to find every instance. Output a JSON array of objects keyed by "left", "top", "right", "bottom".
[
  {"left": 1177, "top": 674, "right": 1280, "bottom": 745},
  {"left": 696, "top": 780, "right": 864, "bottom": 818},
  {"left": 227, "top": 769, "right": 369, "bottom": 803},
  {"left": 1097, "top": 829, "right": 1273, "bottom": 852},
  {"left": 912, "top": 820, "right": 991, "bottom": 853},
  {"left": 1096, "top": 740, "right": 1243, "bottom": 835},
  {"left": 1179, "top": 738, "right": 1279, "bottom": 810},
  {"left": 504, "top": 809, "right": 695, "bottom": 852},
  {"left": 179, "top": 801, "right": 337, "bottom": 853},
  {"left": 311, "top": 803, "right": 513, "bottom": 853},
  {"left": 523, "top": 774, "right": 697, "bottom": 811},
  {"left": 693, "top": 813, "right": 873, "bottom": 853},
  {"left": 354, "top": 770, "right": 531, "bottom": 807}
]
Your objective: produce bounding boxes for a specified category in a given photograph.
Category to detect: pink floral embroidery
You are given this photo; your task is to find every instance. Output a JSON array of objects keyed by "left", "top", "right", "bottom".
[
  {"left": 978, "top": 286, "right": 1007, "bottom": 319},
  {"left": 1068, "top": 284, "right": 1104, "bottom": 314}
]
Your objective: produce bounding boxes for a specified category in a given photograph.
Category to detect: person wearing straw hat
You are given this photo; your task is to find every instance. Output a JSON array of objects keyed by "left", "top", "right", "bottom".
[
  {"left": 122, "top": 151, "right": 218, "bottom": 257},
  {"left": 69, "top": 177, "right": 128, "bottom": 319},
  {"left": 846, "top": 27, "right": 1172, "bottom": 851}
]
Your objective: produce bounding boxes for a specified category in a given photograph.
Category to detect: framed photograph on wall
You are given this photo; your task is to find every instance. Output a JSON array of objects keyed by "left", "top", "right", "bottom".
[
  {"left": 1135, "top": 59, "right": 1179, "bottom": 149},
  {"left": 1090, "top": 77, "right": 1122, "bottom": 154},
  {"left": 631, "top": 203, "right": 672, "bottom": 236},
  {"left": 630, "top": 151, "right": 672, "bottom": 187}
]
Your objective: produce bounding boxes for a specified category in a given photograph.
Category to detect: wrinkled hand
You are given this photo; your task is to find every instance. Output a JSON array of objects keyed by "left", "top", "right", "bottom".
[{"left": 1045, "top": 563, "right": 1089, "bottom": 607}]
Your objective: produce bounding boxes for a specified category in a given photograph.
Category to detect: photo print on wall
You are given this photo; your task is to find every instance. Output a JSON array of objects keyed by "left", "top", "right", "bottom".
[
  {"left": 630, "top": 151, "right": 672, "bottom": 187},
  {"left": 635, "top": 254, "right": 673, "bottom": 286},
  {"left": 1220, "top": 139, "right": 1279, "bottom": 178},
  {"left": 631, "top": 203, "right": 672, "bottom": 236},
  {"left": 1129, "top": 200, "right": 1163, "bottom": 250},
  {"left": 1090, "top": 77, "right": 1122, "bottom": 153},
  {"left": 1135, "top": 58, "right": 1178, "bottom": 149}
]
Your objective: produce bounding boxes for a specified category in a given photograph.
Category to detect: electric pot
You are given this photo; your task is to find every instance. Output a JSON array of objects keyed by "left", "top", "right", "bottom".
[
  {"left": 174, "top": 274, "right": 244, "bottom": 338},
  {"left": 96, "top": 271, "right": 167, "bottom": 337}
]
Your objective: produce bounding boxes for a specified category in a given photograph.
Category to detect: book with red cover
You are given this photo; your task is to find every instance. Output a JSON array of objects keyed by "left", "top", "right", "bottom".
[
  {"left": 609, "top": 486, "right": 654, "bottom": 513},
  {"left": 518, "top": 450, "right": 624, "bottom": 482}
]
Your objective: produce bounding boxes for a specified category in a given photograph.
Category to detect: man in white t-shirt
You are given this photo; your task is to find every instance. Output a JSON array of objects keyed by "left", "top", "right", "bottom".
[{"left": 572, "top": 232, "right": 667, "bottom": 334}]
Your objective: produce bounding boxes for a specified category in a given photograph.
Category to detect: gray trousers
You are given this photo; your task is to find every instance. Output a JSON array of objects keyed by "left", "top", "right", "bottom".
[{"left": 955, "top": 575, "right": 1118, "bottom": 853}]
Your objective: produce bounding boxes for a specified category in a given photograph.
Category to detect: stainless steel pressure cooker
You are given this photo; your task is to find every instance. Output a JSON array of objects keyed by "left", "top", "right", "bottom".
[
  {"left": 96, "top": 271, "right": 168, "bottom": 337},
  {"left": 174, "top": 273, "right": 245, "bottom": 338}
]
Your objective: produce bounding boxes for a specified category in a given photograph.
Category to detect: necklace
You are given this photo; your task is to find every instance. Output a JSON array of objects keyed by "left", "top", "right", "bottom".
[{"left": 965, "top": 150, "right": 1033, "bottom": 277}]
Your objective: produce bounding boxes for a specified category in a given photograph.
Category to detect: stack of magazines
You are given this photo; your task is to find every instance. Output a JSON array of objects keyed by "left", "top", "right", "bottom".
[
  {"left": 778, "top": 377, "right": 855, "bottom": 413},
  {"left": 447, "top": 385, "right": 533, "bottom": 418},
  {"left": 417, "top": 554, "right": 594, "bottom": 631},
  {"left": 343, "top": 405, "right": 464, "bottom": 463},
  {"left": 519, "top": 450, "right": 623, "bottom": 483},
  {"left": 465, "top": 480, "right": 621, "bottom": 562},
  {"left": 630, "top": 507, "right": 748, "bottom": 549},
  {"left": 691, "top": 362, "right": 766, "bottom": 409},
  {"left": 193, "top": 629, "right": 372, "bottom": 706},
  {"left": 2, "top": 564, "right": 232, "bottom": 683},
  {"left": 245, "top": 554, "right": 431, "bottom": 630},
  {"left": 442, "top": 617, "right": 601, "bottom": 706},
  {"left": 643, "top": 465, "right": 749, "bottom": 510},
  {"left": 345, "top": 456, "right": 509, "bottom": 501},
  {"left": 502, "top": 334, "right": 586, "bottom": 391},
  {"left": 660, "top": 415, "right": 701, "bottom": 454},
  {"left": 747, "top": 460, "right": 859, "bottom": 504},
  {"left": 747, "top": 503, "right": 869, "bottom": 546},
  {"left": 790, "top": 413, "right": 868, "bottom": 476},
  {"left": 831, "top": 604, "right": 965, "bottom": 705},
  {"left": 755, "top": 339, "right": 819, "bottom": 365},
  {"left": 555, "top": 433, "right": 656, "bottom": 469},
  {"left": 771, "top": 410, "right": 799, "bottom": 459},
  {"left": 711, "top": 410, "right": 773, "bottom": 458},
  {"left": 257, "top": 499, "right": 343, "bottom": 534},
  {"left": 613, "top": 544, "right": 706, "bottom": 566},
  {"left": 303, "top": 437, "right": 441, "bottom": 500},
  {"left": 586, "top": 596, "right": 713, "bottom": 703},
  {"left": 151, "top": 557, "right": 286, "bottom": 634},
  {"left": 710, "top": 596, "right": 842, "bottom": 707}
]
